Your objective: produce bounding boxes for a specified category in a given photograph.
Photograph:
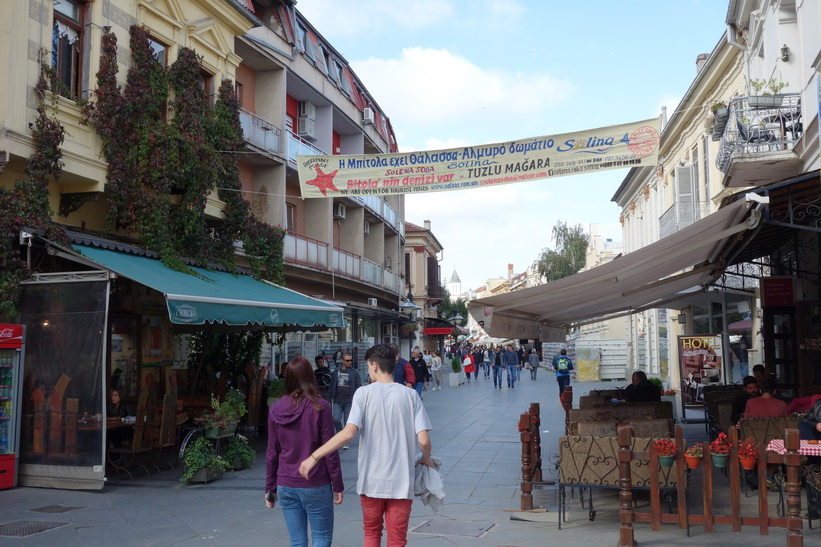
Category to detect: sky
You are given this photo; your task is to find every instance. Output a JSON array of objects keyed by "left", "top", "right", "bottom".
[{"left": 295, "top": 0, "right": 731, "bottom": 293}]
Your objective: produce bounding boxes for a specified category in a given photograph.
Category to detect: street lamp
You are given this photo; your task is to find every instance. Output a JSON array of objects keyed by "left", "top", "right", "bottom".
[
  {"left": 449, "top": 311, "right": 464, "bottom": 325},
  {"left": 400, "top": 290, "right": 420, "bottom": 318}
]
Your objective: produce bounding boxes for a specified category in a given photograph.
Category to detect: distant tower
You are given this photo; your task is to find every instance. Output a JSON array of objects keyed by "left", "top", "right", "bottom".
[{"left": 448, "top": 268, "right": 462, "bottom": 300}]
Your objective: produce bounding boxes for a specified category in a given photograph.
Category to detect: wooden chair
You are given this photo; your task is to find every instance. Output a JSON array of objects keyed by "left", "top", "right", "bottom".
[
  {"left": 108, "top": 388, "right": 152, "bottom": 478},
  {"left": 738, "top": 416, "right": 801, "bottom": 445},
  {"left": 150, "top": 393, "right": 178, "bottom": 470}
]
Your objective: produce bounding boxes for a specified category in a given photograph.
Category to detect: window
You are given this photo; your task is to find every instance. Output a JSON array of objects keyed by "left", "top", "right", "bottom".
[
  {"left": 691, "top": 144, "right": 700, "bottom": 204},
  {"left": 199, "top": 70, "right": 213, "bottom": 103},
  {"left": 285, "top": 203, "right": 295, "bottom": 232},
  {"left": 235, "top": 81, "right": 243, "bottom": 107},
  {"left": 320, "top": 48, "right": 331, "bottom": 75},
  {"left": 147, "top": 38, "right": 167, "bottom": 67},
  {"left": 297, "top": 25, "right": 309, "bottom": 56},
  {"left": 52, "top": 0, "right": 84, "bottom": 99}
]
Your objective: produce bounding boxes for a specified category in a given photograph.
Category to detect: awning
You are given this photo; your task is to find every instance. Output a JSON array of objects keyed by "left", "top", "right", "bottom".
[
  {"left": 469, "top": 198, "right": 761, "bottom": 341},
  {"left": 728, "top": 317, "right": 752, "bottom": 331},
  {"left": 72, "top": 244, "right": 345, "bottom": 330}
]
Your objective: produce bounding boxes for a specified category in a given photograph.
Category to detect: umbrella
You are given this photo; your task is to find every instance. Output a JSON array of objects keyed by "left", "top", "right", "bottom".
[{"left": 728, "top": 317, "right": 752, "bottom": 331}]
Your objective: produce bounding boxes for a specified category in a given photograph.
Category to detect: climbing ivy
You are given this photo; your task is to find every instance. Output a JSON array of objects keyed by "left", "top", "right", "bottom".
[{"left": 0, "top": 67, "right": 70, "bottom": 317}]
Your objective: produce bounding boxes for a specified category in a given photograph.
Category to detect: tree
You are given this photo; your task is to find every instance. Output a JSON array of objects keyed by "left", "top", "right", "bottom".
[
  {"left": 437, "top": 290, "right": 468, "bottom": 324},
  {"left": 535, "top": 221, "right": 589, "bottom": 282}
]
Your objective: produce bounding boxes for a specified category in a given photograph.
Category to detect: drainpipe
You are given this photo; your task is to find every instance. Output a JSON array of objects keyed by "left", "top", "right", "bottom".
[{"left": 726, "top": 24, "right": 752, "bottom": 92}]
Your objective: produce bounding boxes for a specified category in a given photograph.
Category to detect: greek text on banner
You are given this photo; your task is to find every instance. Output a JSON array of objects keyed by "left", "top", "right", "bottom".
[{"left": 297, "top": 118, "right": 661, "bottom": 198}]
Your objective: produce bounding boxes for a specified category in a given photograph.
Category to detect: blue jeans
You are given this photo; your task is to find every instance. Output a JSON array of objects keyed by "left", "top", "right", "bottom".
[
  {"left": 278, "top": 484, "right": 334, "bottom": 547},
  {"left": 506, "top": 365, "right": 517, "bottom": 387},
  {"left": 332, "top": 400, "right": 352, "bottom": 433},
  {"left": 492, "top": 366, "right": 503, "bottom": 387},
  {"left": 414, "top": 381, "right": 424, "bottom": 398},
  {"left": 557, "top": 375, "right": 570, "bottom": 396},
  {"left": 483, "top": 361, "right": 490, "bottom": 378}
]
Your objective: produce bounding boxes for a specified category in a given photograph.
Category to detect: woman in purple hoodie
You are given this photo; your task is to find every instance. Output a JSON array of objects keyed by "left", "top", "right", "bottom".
[{"left": 265, "top": 357, "right": 344, "bottom": 546}]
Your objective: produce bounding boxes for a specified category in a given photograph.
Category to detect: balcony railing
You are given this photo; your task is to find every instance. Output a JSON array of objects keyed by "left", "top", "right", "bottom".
[
  {"left": 284, "top": 232, "right": 329, "bottom": 269},
  {"left": 358, "top": 194, "right": 401, "bottom": 233},
  {"left": 287, "top": 130, "right": 327, "bottom": 163},
  {"left": 333, "top": 248, "right": 361, "bottom": 279},
  {"left": 362, "top": 258, "right": 383, "bottom": 286},
  {"left": 383, "top": 269, "right": 399, "bottom": 294},
  {"left": 659, "top": 201, "right": 711, "bottom": 239},
  {"left": 239, "top": 108, "right": 281, "bottom": 155},
  {"left": 715, "top": 94, "right": 802, "bottom": 173}
]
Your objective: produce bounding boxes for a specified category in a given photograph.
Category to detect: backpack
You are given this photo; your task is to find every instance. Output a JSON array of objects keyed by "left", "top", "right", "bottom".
[{"left": 556, "top": 356, "right": 571, "bottom": 373}]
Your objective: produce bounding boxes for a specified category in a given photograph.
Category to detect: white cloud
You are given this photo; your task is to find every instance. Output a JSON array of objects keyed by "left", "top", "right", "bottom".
[{"left": 352, "top": 47, "right": 573, "bottom": 148}]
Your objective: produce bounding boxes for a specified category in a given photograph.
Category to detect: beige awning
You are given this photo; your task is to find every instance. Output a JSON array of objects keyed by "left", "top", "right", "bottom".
[{"left": 469, "top": 198, "right": 761, "bottom": 341}]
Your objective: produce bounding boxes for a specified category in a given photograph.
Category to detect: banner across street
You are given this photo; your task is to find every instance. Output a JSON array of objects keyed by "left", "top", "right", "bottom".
[{"left": 297, "top": 118, "right": 661, "bottom": 198}]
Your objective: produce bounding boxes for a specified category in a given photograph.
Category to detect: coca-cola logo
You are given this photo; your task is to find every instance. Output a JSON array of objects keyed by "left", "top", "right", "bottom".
[{"left": 0, "top": 328, "right": 14, "bottom": 338}]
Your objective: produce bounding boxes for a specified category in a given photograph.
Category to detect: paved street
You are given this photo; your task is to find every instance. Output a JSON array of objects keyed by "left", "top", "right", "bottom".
[{"left": 0, "top": 370, "right": 809, "bottom": 545}]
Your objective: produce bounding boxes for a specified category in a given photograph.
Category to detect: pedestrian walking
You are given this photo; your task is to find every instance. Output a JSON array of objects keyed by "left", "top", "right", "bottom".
[
  {"left": 266, "top": 357, "right": 344, "bottom": 547},
  {"left": 504, "top": 345, "right": 519, "bottom": 388},
  {"left": 409, "top": 350, "right": 430, "bottom": 399},
  {"left": 462, "top": 352, "right": 476, "bottom": 383},
  {"left": 430, "top": 351, "right": 444, "bottom": 390},
  {"left": 329, "top": 353, "right": 362, "bottom": 449},
  {"left": 491, "top": 346, "right": 504, "bottom": 388},
  {"left": 552, "top": 349, "right": 574, "bottom": 396},
  {"left": 482, "top": 346, "right": 491, "bottom": 379},
  {"left": 299, "top": 344, "right": 434, "bottom": 547},
  {"left": 528, "top": 349, "right": 540, "bottom": 380}
]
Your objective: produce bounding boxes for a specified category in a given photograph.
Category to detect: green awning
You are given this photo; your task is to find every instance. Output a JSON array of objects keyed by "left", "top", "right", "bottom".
[{"left": 73, "top": 244, "right": 345, "bottom": 330}]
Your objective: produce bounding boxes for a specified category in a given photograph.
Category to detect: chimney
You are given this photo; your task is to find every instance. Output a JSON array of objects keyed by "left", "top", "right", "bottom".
[
  {"left": 423, "top": 220, "right": 431, "bottom": 230},
  {"left": 695, "top": 53, "right": 708, "bottom": 73},
  {"left": 507, "top": 263, "right": 513, "bottom": 282}
]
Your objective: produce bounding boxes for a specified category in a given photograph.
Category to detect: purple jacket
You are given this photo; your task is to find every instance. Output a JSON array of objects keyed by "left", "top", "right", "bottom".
[{"left": 265, "top": 395, "right": 343, "bottom": 493}]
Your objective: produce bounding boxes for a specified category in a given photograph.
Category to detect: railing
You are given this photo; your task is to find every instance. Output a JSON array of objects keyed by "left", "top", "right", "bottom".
[
  {"left": 383, "top": 269, "right": 399, "bottom": 294},
  {"left": 427, "top": 284, "right": 446, "bottom": 299},
  {"left": 658, "top": 201, "right": 711, "bottom": 239},
  {"left": 359, "top": 195, "right": 401, "bottom": 233},
  {"left": 287, "top": 130, "right": 327, "bottom": 163},
  {"left": 239, "top": 108, "right": 281, "bottom": 155},
  {"left": 283, "top": 232, "right": 329, "bottom": 269},
  {"left": 362, "top": 257, "right": 383, "bottom": 286},
  {"left": 333, "top": 248, "right": 360, "bottom": 279},
  {"left": 715, "top": 93, "right": 802, "bottom": 173}
]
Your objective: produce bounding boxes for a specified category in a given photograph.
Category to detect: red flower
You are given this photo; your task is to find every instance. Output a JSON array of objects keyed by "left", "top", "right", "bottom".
[{"left": 709, "top": 432, "right": 732, "bottom": 455}]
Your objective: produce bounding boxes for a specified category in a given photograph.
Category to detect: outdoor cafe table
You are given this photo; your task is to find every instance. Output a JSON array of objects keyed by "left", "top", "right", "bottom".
[{"left": 766, "top": 438, "right": 821, "bottom": 456}]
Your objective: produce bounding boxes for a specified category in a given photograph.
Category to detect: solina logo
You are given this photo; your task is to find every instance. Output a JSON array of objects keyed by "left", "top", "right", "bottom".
[{"left": 174, "top": 305, "right": 199, "bottom": 323}]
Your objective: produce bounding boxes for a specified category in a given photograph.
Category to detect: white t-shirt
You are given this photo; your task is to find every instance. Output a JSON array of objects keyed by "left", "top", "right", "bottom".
[{"left": 347, "top": 382, "right": 432, "bottom": 499}]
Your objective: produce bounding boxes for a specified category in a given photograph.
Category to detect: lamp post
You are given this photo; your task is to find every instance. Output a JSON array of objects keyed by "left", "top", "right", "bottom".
[{"left": 400, "top": 291, "right": 421, "bottom": 358}]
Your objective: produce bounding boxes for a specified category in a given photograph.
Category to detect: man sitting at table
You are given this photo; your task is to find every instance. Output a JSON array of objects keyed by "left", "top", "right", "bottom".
[
  {"left": 623, "top": 371, "right": 661, "bottom": 403},
  {"left": 731, "top": 376, "right": 760, "bottom": 425},
  {"left": 742, "top": 379, "right": 788, "bottom": 418},
  {"left": 799, "top": 394, "right": 821, "bottom": 441}
]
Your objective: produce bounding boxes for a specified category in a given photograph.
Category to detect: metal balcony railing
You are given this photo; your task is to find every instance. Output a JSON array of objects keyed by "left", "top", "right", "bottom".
[
  {"left": 715, "top": 94, "right": 802, "bottom": 173},
  {"left": 287, "top": 130, "right": 327, "bottom": 163},
  {"left": 239, "top": 108, "right": 281, "bottom": 155},
  {"left": 333, "top": 248, "right": 361, "bottom": 279},
  {"left": 659, "top": 201, "right": 711, "bottom": 239}
]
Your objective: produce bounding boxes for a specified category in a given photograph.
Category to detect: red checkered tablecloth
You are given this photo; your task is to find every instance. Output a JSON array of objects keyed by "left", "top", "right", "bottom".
[{"left": 765, "top": 439, "right": 821, "bottom": 456}]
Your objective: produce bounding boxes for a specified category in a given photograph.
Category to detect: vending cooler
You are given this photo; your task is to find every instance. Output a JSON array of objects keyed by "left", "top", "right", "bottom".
[{"left": 0, "top": 324, "right": 25, "bottom": 489}]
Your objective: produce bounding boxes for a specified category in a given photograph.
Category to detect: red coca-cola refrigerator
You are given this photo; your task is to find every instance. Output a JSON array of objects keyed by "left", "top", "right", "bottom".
[{"left": 0, "top": 324, "right": 25, "bottom": 489}]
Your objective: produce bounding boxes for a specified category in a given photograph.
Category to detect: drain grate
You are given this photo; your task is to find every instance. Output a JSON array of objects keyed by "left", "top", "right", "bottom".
[
  {"left": 411, "top": 519, "right": 495, "bottom": 538},
  {"left": 0, "top": 520, "right": 69, "bottom": 537},
  {"left": 30, "top": 505, "right": 86, "bottom": 514}
]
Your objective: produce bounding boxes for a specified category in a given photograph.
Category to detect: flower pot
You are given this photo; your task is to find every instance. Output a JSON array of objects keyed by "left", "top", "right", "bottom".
[
  {"left": 684, "top": 455, "right": 702, "bottom": 469},
  {"left": 225, "top": 421, "right": 238, "bottom": 434},
  {"left": 711, "top": 453, "right": 729, "bottom": 468},
  {"left": 188, "top": 465, "right": 223, "bottom": 483},
  {"left": 739, "top": 455, "right": 758, "bottom": 471},
  {"left": 230, "top": 457, "right": 247, "bottom": 471},
  {"left": 748, "top": 94, "right": 783, "bottom": 108},
  {"left": 203, "top": 427, "right": 220, "bottom": 439},
  {"left": 659, "top": 455, "right": 675, "bottom": 468}
]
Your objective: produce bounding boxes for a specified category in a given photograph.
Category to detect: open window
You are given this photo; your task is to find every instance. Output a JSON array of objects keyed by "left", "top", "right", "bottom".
[{"left": 52, "top": 0, "right": 85, "bottom": 99}]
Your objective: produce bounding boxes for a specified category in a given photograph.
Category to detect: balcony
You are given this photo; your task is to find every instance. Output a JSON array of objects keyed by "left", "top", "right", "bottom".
[
  {"left": 239, "top": 108, "right": 281, "bottom": 156},
  {"left": 715, "top": 94, "right": 803, "bottom": 187},
  {"left": 287, "top": 130, "right": 327, "bottom": 163},
  {"left": 284, "top": 232, "right": 329, "bottom": 269},
  {"left": 659, "top": 201, "right": 711, "bottom": 239},
  {"left": 356, "top": 194, "right": 402, "bottom": 235}
]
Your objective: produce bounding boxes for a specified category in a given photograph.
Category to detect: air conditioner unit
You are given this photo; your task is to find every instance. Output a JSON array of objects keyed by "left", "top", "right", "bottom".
[
  {"left": 362, "top": 107, "right": 374, "bottom": 125},
  {"left": 363, "top": 221, "right": 370, "bottom": 234},
  {"left": 298, "top": 101, "right": 316, "bottom": 120},
  {"left": 297, "top": 116, "right": 317, "bottom": 140},
  {"left": 333, "top": 202, "right": 346, "bottom": 219},
  {"left": 367, "top": 298, "right": 378, "bottom": 307}
]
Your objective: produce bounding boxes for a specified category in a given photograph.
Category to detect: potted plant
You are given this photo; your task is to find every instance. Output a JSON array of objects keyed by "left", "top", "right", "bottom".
[
  {"left": 748, "top": 78, "right": 788, "bottom": 107},
  {"left": 223, "top": 388, "right": 248, "bottom": 421},
  {"left": 222, "top": 434, "right": 256, "bottom": 471},
  {"left": 196, "top": 396, "right": 235, "bottom": 438},
  {"left": 180, "top": 437, "right": 228, "bottom": 483},
  {"left": 711, "top": 100, "right": 728, "bottom": 119},
  {"left": 448, "top": 356, "right": 463, "bottom": 387},
  {"left": 684, "top": 442, "right": 703, "bottom": 469},
  {"left": 400, "top": 322, "right": 418, "bottom": 335},
  {"left": 709, "top": 432, "right": 732, "bottom": 468},
  {"left": 648, "top": 377, "right": 664, "bottom": 396},
  {"left": 737, "top": 437, "right": 759, "bottom": 471},
  {"left": 267, "top": 377, "right": 286, "bottom": 407},
  {"left": 654, "top": 438, "right": 677, "bottom": 468}
]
